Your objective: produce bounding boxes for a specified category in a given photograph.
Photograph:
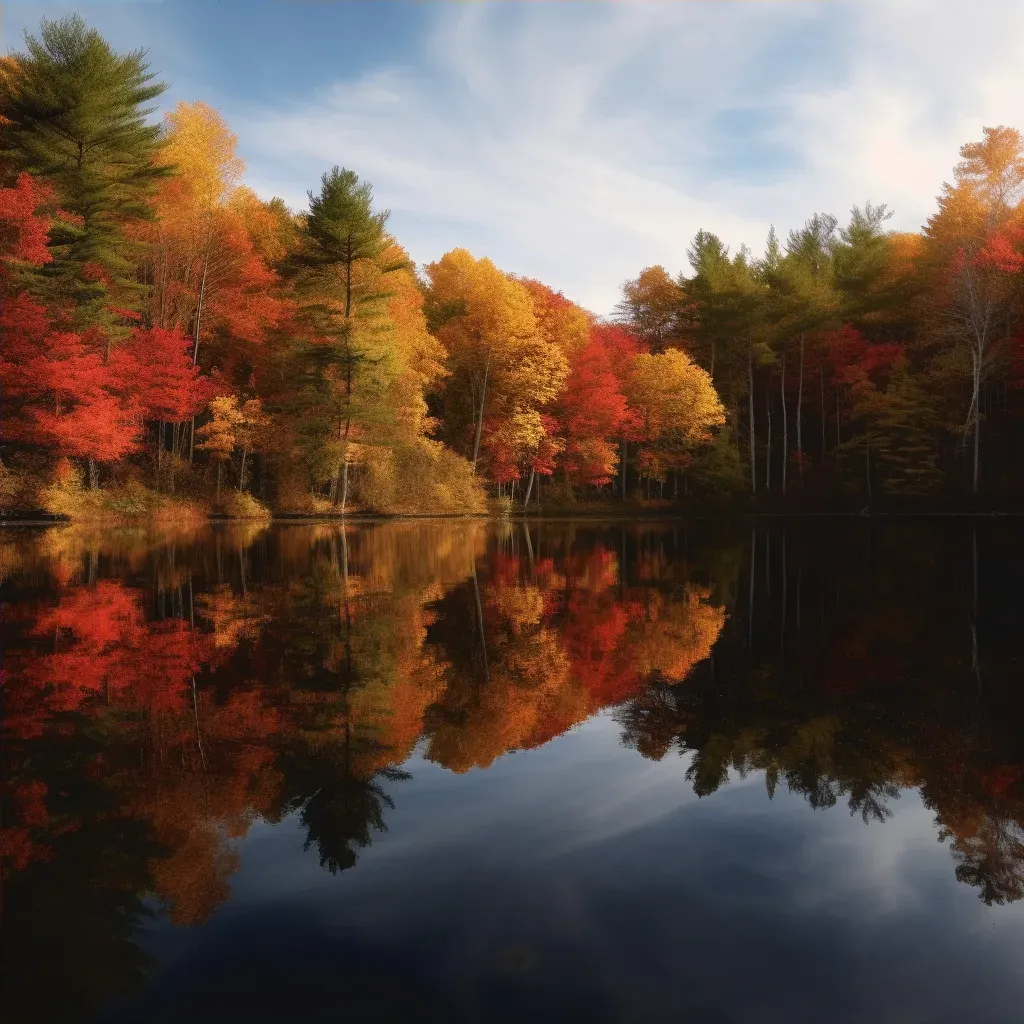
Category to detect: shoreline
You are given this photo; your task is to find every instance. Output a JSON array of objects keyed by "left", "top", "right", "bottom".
[{"left": 4, "top": 508, "right": 1024, "bottom": 528}]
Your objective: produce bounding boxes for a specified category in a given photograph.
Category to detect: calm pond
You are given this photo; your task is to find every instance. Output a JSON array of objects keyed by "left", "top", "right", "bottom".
[{"left": 3, "top": 518, "right": 1024, "bottom": 1023}]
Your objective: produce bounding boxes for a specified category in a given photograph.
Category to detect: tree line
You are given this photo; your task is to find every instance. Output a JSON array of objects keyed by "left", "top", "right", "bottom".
[{"left": 2, "top": 15, "right": 1023, "bottom": 517}]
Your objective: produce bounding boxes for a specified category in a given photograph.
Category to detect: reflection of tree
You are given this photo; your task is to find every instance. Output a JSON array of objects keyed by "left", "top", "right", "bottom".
[
  {"left": 6, "top": 516, "right": 1024, "bottom": 1024},
  {"left": 1, "top": 700, "right": 163, "bottom": 1021},
  {"left": 422, "top": 539, "right": 726, "bottom": 771},
  {"left": 944, "top": 813, "right": 1024, "bottom": 906},
  {"left": 617, "top": 521, "right": 1024, "bottom": 906},
  {"left": 285, "top": 753, "right": 410, "bottom": 875}
]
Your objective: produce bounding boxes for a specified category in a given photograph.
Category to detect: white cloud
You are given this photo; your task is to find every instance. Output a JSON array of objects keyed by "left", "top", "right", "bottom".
[{"left": 24, "top": 0, "right": 1022, "bottom": 317}]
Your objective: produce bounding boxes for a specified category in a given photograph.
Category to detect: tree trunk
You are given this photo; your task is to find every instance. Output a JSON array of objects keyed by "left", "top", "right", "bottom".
[
  {"left": 820, "top": 365, "right": 826, "bottom": 465},
  {"left": 797, "top": 334, "right": 804, "bottom": 482},
  {"left": 193, "top": 223, "right": 212, "bottom": 365},
  {"left": 523, "top": 466, "right": 535, "bottom": 508},
  {"left": 472, "top": 352, "right": 491, "bottom": 475},
  {"left": 765, "top": 376, "right": 772, "bottom": 493},
  {"left": 747, "top": 335, "right": 756, "bottom": 495},
  {"left": 88, "top": 456, "right": 98, "bottom": 490},
  {"left": 836, "top": 384, "right": 841, "bottom": 478},
  {"left": 973, "top": 379, "right": 981, "bottom": 498},
  {"left": 780, "top": 349, "right": 788, "bottom": 497},
  {"left": 340, "top": 459, "right": 349, "bottom": 516},
  {"left": 621, "top": 438, "right": 628, "bottom": 500},
  {"left": 865, "top": 429, "right": 872, "bottom": 501},
  {"left": 215, "top": 461, "right": 222, "bottom": 501}
]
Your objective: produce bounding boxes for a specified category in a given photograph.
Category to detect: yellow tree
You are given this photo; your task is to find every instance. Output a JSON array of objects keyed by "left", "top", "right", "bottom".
[
  {"left": 146, "top": 102, "right": 242, "bottom": 341},
  {"left": 196, "top": 395, "right": 267, "bottom": 497},
  {"left": 425, "top": 249, "right": 568, "bottom": 482},
  {"left": 140, "top": 102, "right": 279, "bottom": 370},
  {"left": 625, "top": 348, "right": 725, "bottom": 494}
]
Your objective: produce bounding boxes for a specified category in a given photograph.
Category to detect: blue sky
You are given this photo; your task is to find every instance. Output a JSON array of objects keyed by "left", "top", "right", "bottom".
[{"left": 4, "top": 0, "right": 1024, "bottom": 314}]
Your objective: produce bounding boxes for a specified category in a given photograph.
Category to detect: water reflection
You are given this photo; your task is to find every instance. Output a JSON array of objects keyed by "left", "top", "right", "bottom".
[{"left": 3, "top": 519, "right": 1024, "bottom": 1021}]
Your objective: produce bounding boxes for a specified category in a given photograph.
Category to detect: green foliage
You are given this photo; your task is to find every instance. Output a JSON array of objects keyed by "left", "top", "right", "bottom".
[
  {"left": 300, "top": 166, "right": 392, "bottom": 282},
  {"left": 687, "top": 426, "right": 747, "bottom": 499}
]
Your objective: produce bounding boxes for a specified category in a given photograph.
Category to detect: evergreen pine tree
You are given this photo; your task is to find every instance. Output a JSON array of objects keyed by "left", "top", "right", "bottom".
[{"left": 0, "top": 14, "right": 168, "bottom": 328}]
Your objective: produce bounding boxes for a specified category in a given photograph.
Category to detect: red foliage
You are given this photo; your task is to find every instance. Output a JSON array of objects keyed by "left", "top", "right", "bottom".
[
  {"left": 0, "top": 172, "right": 53, "bottom": 268},
  {"left": 824, "top": 324, "right": 903, "bottom": 388},
  {"left": 557, "top": 337, "right": 634, "bottom": 485},
  {"left": 591, "top": 322, "right": 646, "bottom": 377},
  {"left": 205, "top": 214, "right": 283, "bottom": 344},
  {"left": 111, "top": 326, "right": 215, "bottom": 423},
  {"left": 976, "top": 225, "right": 1024, "bottom": 275},
  {"left": 0, "top": 292, "right": 144, "bottom": 461}
]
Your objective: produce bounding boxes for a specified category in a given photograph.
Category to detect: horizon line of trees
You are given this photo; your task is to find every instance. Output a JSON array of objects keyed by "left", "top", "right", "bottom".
[{"left": 2, "top": 14, "right": 1024, "bottom": 515}]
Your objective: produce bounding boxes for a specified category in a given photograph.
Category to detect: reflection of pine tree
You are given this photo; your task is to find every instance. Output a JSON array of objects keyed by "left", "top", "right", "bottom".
[{"left": 296, "top": 765, "right": 409, "bottom": 875}]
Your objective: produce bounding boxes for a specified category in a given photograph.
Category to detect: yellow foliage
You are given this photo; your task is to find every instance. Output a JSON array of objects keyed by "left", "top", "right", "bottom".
[
  {"left": 517, "top": 277, "right": 593, "bottom": 356},
  {"left": 158, "top": 101, "right": 244, "bottom": 211},
  {"left": 425, "top": 249, "right": 569, "bottom": 472},
  {"left": 627, "top": 348, "right": 725, "bottom": 450},
  {"left": 214, "top": 490, "right": 271, "bottom": 520},
  {"left": 358, "top": 438, "right": 487, "bottom": 515},
  {"left": 40, "top": 459, "right": 209, "bottom": 523}
]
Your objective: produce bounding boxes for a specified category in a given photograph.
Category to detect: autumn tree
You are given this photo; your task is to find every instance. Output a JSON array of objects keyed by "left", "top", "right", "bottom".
[
  {"left": 554, "top": 333, "right": 634, "bottom": 489},
  {"left": 615, "top": 264, "right": 683, "bottom": 353},
  {"left": 196, "top": 395, "right": 267, "bottom": 498},
  {"left": 110, "top": 326, "right": 213, "bottom": 491},
  {"left": 923, "top": 126, "right": 1024, "bottom": 495},
  {"left": 624, "top": 348, "right": 725, "bottom": 496},
  {"left": 141, "top": 103, "right": 280, "bottom": 362},
  {"left": 425, "top": 249, "right": 568, "bottom": 486}
]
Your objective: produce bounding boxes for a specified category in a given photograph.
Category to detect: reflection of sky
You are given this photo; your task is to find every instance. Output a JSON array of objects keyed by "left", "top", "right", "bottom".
[{"left": 102, "top": 711, "right": 1024, "bottom": 1024}]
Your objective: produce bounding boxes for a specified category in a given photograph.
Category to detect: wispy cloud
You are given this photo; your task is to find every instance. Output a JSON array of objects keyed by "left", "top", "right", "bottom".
[
  {"left": 11, "top": 1, "right": 1024, "bottom": 315},
  {"left": 259, "top": 0, "right": 1024, "bottom": 314}
]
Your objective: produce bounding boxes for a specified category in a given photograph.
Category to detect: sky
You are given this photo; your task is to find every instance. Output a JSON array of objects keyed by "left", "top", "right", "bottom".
[{"left": 3, "top": 0, "right": 1024, "bottom": 316}]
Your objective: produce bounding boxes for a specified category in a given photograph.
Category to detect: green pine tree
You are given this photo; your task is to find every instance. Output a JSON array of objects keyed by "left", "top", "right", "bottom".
[
  {"left": 286, "top": 167, "right": 406, "bottom": 509},
  {"left": 0, "top": 14, "right": 168, "bottom": 330}
]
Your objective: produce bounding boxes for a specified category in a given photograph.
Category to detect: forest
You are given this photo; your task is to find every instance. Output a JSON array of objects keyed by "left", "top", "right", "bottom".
[{"left": 3, "top": 15, "right": 1024, "bottom": 519}]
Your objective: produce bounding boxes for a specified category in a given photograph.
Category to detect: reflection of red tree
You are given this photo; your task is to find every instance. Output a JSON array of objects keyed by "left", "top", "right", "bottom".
[
  {"left": 1, "top": 578, "right": 280, "bottom": 927},
  {"left": 0, "top": 781, "right": 52, "bottom": 872},
  {"left": 15, "top": 582, "right": 214, "bottom": 723}
]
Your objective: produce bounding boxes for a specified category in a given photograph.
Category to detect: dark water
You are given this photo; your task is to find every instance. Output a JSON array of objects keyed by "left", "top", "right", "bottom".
[{"left": 2, "top": 518, "right": 1024, "bottom": 1024}]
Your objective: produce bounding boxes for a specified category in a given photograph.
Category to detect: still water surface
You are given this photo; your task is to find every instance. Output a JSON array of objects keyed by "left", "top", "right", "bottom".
[{"left": 3, "top": 518, "right": 1024, "bottom": 1023}]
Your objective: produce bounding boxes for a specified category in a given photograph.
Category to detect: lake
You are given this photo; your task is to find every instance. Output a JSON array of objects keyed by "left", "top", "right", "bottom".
[{"left": 3, "top": 518, "right": 1024, "bottom": 1023}]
